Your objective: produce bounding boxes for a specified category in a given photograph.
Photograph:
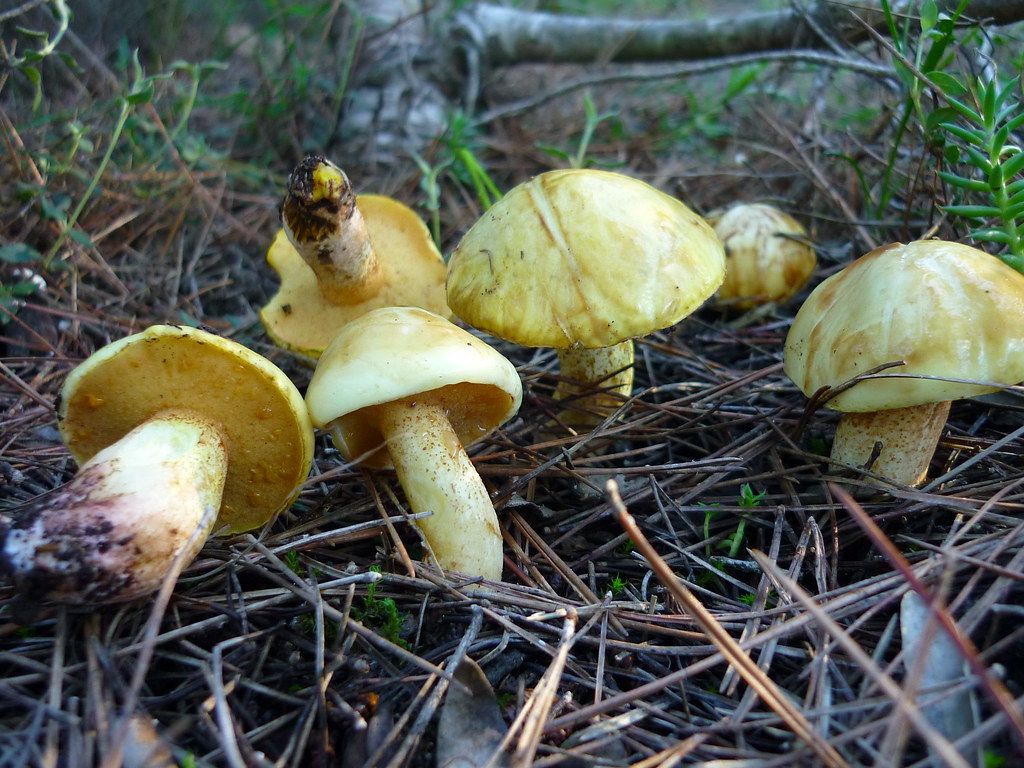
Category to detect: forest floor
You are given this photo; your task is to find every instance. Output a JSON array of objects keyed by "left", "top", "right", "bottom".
[{"left": 2, "top": 2, "right": 1024, "bottom": 766}]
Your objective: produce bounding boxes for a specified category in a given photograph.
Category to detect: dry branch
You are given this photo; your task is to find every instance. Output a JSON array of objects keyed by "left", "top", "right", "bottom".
[{"left": 455, "top": 1, "right": 1024, "bottom": 66}]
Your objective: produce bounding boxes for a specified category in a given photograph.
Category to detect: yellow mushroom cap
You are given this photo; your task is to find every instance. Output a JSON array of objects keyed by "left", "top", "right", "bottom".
[
  {"left": 58, "top": 325, "right": 315, "bottom": 533},
  {"left": 783, "top": 240, "right": 1024, "bottom": 412},
  {"left": 261, "top": 194, "right": 450, "bottom": 359},
  {"left": 305, "top": 306, "right": 523, "bottom": 470},
  {"left": 706, "top": 203, "right": 816, "bottom": 308},
  {"left": 446, "top": 169, "right": 725, "bottom": 349}
]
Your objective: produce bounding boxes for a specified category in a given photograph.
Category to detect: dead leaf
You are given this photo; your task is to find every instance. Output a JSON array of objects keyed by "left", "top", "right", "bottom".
[
  {"left": 437, "top": 658, "right": 509, "bottom": 768},
  {"left": 900, "top": 591, "right": 981, "bottom": 766}
]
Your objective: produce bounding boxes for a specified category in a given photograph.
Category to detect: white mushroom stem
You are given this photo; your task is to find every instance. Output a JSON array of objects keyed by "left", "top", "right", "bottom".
[
  {"left": 0, "top": 412, "right": 227, "bottom": 604},
  {"left": 283, "top": 162, "right": 383, "bottom": 304},
  {"left": 373, "top": 399, "right": 503, "bottom": 580},
  {"left": 302, "top": 200, "right": 382, "bottom": 304},
  {"left": 831, "top": 401, "right": 951, "bottom": 486},
  {"left": 554, "top": 340, "right": 634, "bottom": 428}
]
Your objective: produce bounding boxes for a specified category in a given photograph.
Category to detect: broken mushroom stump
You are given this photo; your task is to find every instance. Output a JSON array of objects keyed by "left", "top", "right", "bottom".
[{"left": 261, "top": 155, "right": 450, "bottom": 360}]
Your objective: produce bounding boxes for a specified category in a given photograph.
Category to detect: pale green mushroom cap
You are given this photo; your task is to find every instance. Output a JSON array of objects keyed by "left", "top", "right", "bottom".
[{"left": 783, "top": 240, "right": 1024, "bottom": 412}]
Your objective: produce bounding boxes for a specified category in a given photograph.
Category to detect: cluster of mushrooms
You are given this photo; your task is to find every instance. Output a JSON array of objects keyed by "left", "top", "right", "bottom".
[{"left": 4, "top": 154, "right": 1024, "bottom": 606}]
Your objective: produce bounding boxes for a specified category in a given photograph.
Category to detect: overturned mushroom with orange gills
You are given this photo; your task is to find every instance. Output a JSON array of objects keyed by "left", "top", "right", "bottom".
[
  {"left": 1, "top": 326, "right": 314, "bottom": 604},
  {"left": 261, "top": 154, "right": 450, "bottom": 359}
]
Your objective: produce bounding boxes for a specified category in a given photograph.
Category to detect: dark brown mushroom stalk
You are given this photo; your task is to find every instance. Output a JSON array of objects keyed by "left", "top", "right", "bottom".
[{"left": 1, "top": 412, "right": 227, "bottom": 604}]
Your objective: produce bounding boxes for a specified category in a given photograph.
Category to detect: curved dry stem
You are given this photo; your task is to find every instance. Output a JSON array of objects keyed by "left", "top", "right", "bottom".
[
  {"left": 554, "top": 340, "right": 634, "bottom": 430},
  {"left": 0, "top": 412, "right": 227, "bottom": 604},
  {"left": 831, "top": 401, "right": 951, "bottom": 486},
  {"left": 376, "top": 399, "right": 503, "bottom": 579}
]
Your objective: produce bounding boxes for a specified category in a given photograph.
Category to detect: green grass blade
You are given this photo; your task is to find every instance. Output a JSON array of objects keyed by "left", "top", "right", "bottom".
[
  {"left": 938, "top": 170, "right": 990, "bottom": 192},
  {"left": 942, "top": 204, "right": 999, "bottom": 218}
]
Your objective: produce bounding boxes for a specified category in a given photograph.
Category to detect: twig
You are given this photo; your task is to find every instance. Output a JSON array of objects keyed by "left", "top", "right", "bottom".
[
  {"left": 749, "top": 549, "right": 973, "bottom": 768},
  {"left": 832, "top": 483, "right": 1024, "bottom": 754},
  {"left": 608, "top": 480, "right": 847, "bottom": 768},
  {"left": 507, "top": 612, "right": 577, "bottom": 768},
  {"left": 478, "top": 50, "right": 891, "bottom": 125}
]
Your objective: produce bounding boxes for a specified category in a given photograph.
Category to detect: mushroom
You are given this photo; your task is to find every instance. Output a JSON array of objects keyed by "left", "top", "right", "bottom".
[
  {"left": 706, "top": 203, "right": 817, "bottom": 309},
  {"left": 1, "top": 325, "right": 314, "bottom": 603},
  {"left": 446, "top": 168, "right": 724, "bottom": 429},
  {"left": 784, "top": 240, "right": 1024, "bottom": 486},
  {"left": 304, "top": 306, "right": 522, "bottom": 580},
  {"left": 261, "top": 154, "right": 450, "bottom": 359}
]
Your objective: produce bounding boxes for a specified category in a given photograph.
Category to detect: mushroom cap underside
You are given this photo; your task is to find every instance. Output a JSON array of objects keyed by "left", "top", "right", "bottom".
[
  {"left": 58, "top": 325, "right": 314, "bottom": 533},
  {"left": 305, "top": 306, "right": 522, "bottom": 470},
  {"left": 706, "top": 203, "right": 816, "bottom": 308},
  {"left": 261, "top": 194, "right": 450, "bottom": 359},
  {"left": 446, "top": 168, "right": 725, "bottom": 349},
  {"left": 783, "top": 240, "right": 1024, "bottom": 412}
]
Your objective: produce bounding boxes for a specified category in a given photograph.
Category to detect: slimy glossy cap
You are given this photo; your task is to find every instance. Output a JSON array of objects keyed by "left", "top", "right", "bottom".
[
  {"left": 446, "top": 169, "right": 725, "bottom": 349},
  {"left": 784, "top": 240, "right": 1024, "bottom": 412}
]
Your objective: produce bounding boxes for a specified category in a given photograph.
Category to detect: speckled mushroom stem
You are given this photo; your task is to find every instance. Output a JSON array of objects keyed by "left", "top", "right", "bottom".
[
  {"left": 0, "top": 412, "right": 227, "bottom": 604},
  {"left": 373, "top": 399, "right": 503, "bottom": 580},
  {"left": 554, "top": 341, "right": 634, "bottom": 429},
  {"left": 831, "top": 401, "right": 951, "bottom": 486},
  {"left": 282, "top": 159, "right": 384, "bottom": 305}
]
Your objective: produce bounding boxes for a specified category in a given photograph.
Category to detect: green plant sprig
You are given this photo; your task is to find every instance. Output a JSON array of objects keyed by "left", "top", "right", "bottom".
[
  {"left": 5, "top": 0, "right": 71, "bottom": 110},
  {"left": 42, "top": 51, "right": 167, "bottom": 268},
  {"left": 877, "top": 0, "right": 1024, "bottom": 271},
  {"left": 536, "top": 92, "right": 618, "bottom": 168},
  {"left": 352, "top": 565, "right": 409, "bottom": 648},
  {"left": 701, "top": 483, "right": 766, "bottom": 561},
  {"left": 873, "top": 0, "right": 967, "bottom": 219},
  {"left": 444, "top": 111, "right": 502, "bottom": 210},
  {"left": 932, "top": 75, "right": 1024, "bottom": 271}
]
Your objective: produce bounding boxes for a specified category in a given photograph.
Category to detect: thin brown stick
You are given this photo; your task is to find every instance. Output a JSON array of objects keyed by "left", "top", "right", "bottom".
[
  {"left": 508, "top": 612, "right": 577, "bottom": 768},
  {"left": 608, "top": 480, "right": 847, "bottom": 768},
  {"left": 831, "top": 483, "right": 1024, "bottom": 753}
]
